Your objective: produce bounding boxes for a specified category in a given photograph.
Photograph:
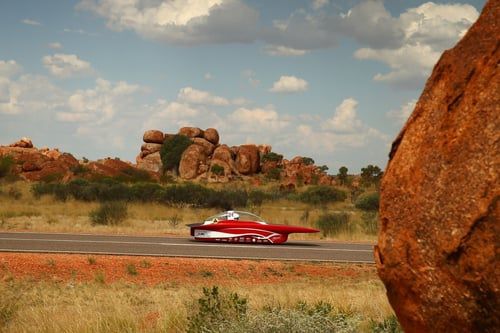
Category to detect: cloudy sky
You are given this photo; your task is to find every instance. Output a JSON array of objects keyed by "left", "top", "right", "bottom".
[{"left": 0, "top": 0, "right": 485, "bottom": 172}]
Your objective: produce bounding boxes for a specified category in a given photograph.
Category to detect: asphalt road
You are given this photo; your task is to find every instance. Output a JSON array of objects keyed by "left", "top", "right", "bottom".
[{"left": 0, "top": 232, "right": 375, "bottom": 263}]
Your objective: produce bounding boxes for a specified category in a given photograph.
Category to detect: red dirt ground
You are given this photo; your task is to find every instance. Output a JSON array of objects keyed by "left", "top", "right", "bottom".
[{"left": 0, "top": 253, "right": 376, "bottom": 285}]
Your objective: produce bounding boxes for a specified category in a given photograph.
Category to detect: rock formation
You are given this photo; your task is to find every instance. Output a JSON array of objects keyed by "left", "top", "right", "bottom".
[
  {"left": 376, "top": 1, "right": 499, "bottom": 332},
  {"left": 1, "top": 138, "right": 154, "bottom": 182},
  {"left": 135, "top": 126, "right": 333, "bottom": 184}
]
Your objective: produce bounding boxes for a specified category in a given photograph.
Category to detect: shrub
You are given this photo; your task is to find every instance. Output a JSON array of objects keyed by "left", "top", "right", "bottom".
[
  {"left": 261, "top": 152, "right": 283, "bottom": 162},
  {"left": 248, "top": 190, "right": 267, "bottom": 207},
  {"left": 301, "top": 157, "right": 315, "bottom": 165},
  {"left": 297, "top": 186, "right": 347, "bottom": 205},
  {"left": 70, "top": 164, "right": 88, "bottom": 175},
  {"left": 7, "top": 187, "right": 22, "bottom": 200},
  {"left": 370, "top": 315, "right": 403, "bottom": 333},
  {"left": 0, "top": 283, "right": 20, "bottom": 329},
  {"left": 90, "top": 201, "right": 128, "bottom": 225},
  {"left": 168, "top": 214, "right": 182, "bottom": 228},
  {"left": 249, "top": 302, "right": 360, "bottom": 333},
  {"left": 355, "top": 191, "right": 380, "bottom": 211},
  {"left": 316, "top": 213, "right": 350, "bottom": 237},
  {"left": 126, "top": 263, "right": 138, "bottom": 276},
  {"left": 361, "top": 212, "right": 378, "bottom": 235},
  {"left": 0, "top": 156, "right": 14, "bottom": 178},
  {"left": 188, "top": 286, "right": 248, "bottom": 333},
  {"left": 160, "top": 134, "right": 192, "bottom": 173},
  {"left": 119, "top": 167, "right": 152, "bottom": 183},
  {"left": 210, "top": 164, "right": 224, "bottom": 176},
  {"left": 266, "top": 167, "right": 282, "bottom": 181}
]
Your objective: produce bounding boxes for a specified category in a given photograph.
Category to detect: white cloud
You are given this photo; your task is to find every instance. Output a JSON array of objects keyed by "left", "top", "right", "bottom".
[
  {"left": 387, "top": 99, "right": 417, "bottom": 125},
  {"left": 228, "top": 106, "right": 289, "bottom": 133},
  {"left": 351, "top": 2, "right": 479, "bottom": 87},
  {"left": 43, "top": 53, "right": 95, "bottom": 78},
  {"left": 77, "top": 0, "right": 259, "bottom": 45},
  {"left": 242, "top": 69, "right": 260, "bottom": 87},
  {"left": 21, "top": 19, "right": 42, "bottom": 26},
  {"left": 322, "top": 98, "right": 362, "bottom": 132},
  {"left": 48, "top": 42, "right": 63, "bottom": 49},
  {"left": 263, "top": 45, "right": 308, "bottom": 56},
  {"left": 178, "top": 86, "right": 230, "bottom": 106},
  {"left": 269, "top": 75, "right": 308, "bottom": 93},
  {"left": 0, "top": 74, "right": 66, "bottom": 115},
  {"left": 57, "top": 78, "right": 141, "bottom": 124},
  {"left": 0, "top": 60, "right": 22, "bottom": 78},
  {"left": 312, "top": 0, "right": 328, "bottom": 10},
  {"left": 204, "top": 72, "right": 213, "bottom": 80},
  {"left": 296, "top": 98, "right": 388, "bottom": 153}
]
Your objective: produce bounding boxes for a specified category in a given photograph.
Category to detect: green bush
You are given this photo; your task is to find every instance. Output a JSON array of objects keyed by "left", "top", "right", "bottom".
[
  {"left": 355, "top": 192, "right": 380, "bottom": 211},
  {"left": 266, "top": 167, "right": 282, "bottom": 181},
  {"left": 261, "top": 152, "right": 283, "bottom": 162},
  {"left": 0, "top": 156, "right": 14, "bottom": 178},
  {"left": 210, "top": 164, "right": 224, "bottom": 176},
  {"left": 118, "top": 167, "right": 152, "bottom": 183},
  {"left": 90, "top": 201, "right": 128, "bottom": 225},
  {"left": 70, "top": 164, "right": 88, "bottom": 175},
  {"left": 160, "top": 134, "right": 192, "bottom": 173},
  {"left": 188, "top": 286, "right": 248, "bottom": 333},
  {"left": 301, "top": 157, "right": 315, "bottom": 165},
  {"left": 316, "top": 213, "right": 350, "bottom": 237},
  {"left": 297, "top": 186, "right": 347, "bottom": 205}
]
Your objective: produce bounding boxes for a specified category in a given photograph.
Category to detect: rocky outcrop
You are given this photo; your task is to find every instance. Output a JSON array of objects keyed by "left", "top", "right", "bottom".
[
  {"left": 9, "top": 137, "right": 33, "bottom": 149},
  {"left": 376, "top": 2, "right": 499, "bottom": 332},
  {"left": 235, "top": 145, "right": 260, "bottom": 175},
  {"left": 143, "top": 130, "right": 164, "bottom": 144},
  {"left": 135, "top": 128, "right": 331, "bottom": 185}
]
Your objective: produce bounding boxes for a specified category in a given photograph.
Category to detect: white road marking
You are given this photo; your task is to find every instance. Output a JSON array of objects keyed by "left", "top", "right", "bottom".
[{"left": 0, "top": 237, "right": 372, "bottom": 253}]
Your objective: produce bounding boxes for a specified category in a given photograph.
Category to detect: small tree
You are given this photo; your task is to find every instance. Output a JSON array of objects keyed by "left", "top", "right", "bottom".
[
  {"left": 360, "top": 165, "right": 383, "bottom": 187},
  {"left": 0, "top": 156, "right": 14, "bottom": 178},
  {"left": 337, "top": 166, "right": 348, "bottom": 186},
  {"left": 301, "top": 157, "right": 315, "bottom": 165},
  {"left": 160, "top": 134, "right": 192, "bottom": 175},
  {"left": 261, "top": 152, "right": 283, "bottom": 163},
  {"left": 318, "top": 165, "right": 329, "bottom": 173}
]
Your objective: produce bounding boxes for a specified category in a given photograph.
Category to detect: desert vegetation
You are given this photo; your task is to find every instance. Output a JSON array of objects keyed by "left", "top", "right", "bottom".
[
  {"left": 0, "top": 178, "right": 381, "bottom": 241},
  {"left": 0, "top": 253, "right": 400, "bottom": 333}
]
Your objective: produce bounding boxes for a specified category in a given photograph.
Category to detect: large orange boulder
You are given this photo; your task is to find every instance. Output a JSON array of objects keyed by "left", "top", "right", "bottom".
[
  {"left": 179, "top": 144, "right": 208, "bottom": 179},
  {"left": 136, "top": 152, "right": 162, "bottom": 173},
  {"left": 143, "top": 130, "right": 164, "bottom": 144},
  {"left": 141, "top": 143, "right": 162, "bottom": 157},
  {"left": 235, "top": 144, "right": 260, "bottom": 175},
  {"left": 192, "top": 137, "right": 215, "bottom": 155},
  {"left": 203, "top": 128, "right": 219, "bottom": 145},
  {"left": 179, "top": 127, "right": 203, "bottom": 138},
  {"left": 376, "top": 2, "right": 499, "bottom": 332}
]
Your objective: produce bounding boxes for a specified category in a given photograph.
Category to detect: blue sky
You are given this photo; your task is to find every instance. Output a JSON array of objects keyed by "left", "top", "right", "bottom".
[{"left": 0, "top": 0, "right": 485, "bottom": 172}]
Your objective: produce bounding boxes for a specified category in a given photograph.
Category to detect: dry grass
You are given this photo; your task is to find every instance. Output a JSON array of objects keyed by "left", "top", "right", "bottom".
[
  {"left": 0, "top": 181, "right": 377, "bottom": 242},
  {"left": 0, "top": 277, "right": 392, "bottom": 332}
]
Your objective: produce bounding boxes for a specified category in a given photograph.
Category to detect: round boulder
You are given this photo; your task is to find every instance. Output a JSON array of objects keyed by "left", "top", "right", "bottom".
[
  {"left": 179, "top": 144, "right": 208, "bottom": 180},
  {"left": 235, "top": 144, "right": 260, "bottom": 175},
  {"left": 192, "top": 137, "right": 215, "bottom": 155},
  {"left": 203, "top": 128, "right": 220, "bottom": 145},
  {"left": 376, "top": 2, "right": 500, "bottom": 332},
  {"left": 179, "top": 127, "right": 203, "bottom": 138},
  {"left": 143, "top": 130, "right": 164, "bottom": 144}
]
